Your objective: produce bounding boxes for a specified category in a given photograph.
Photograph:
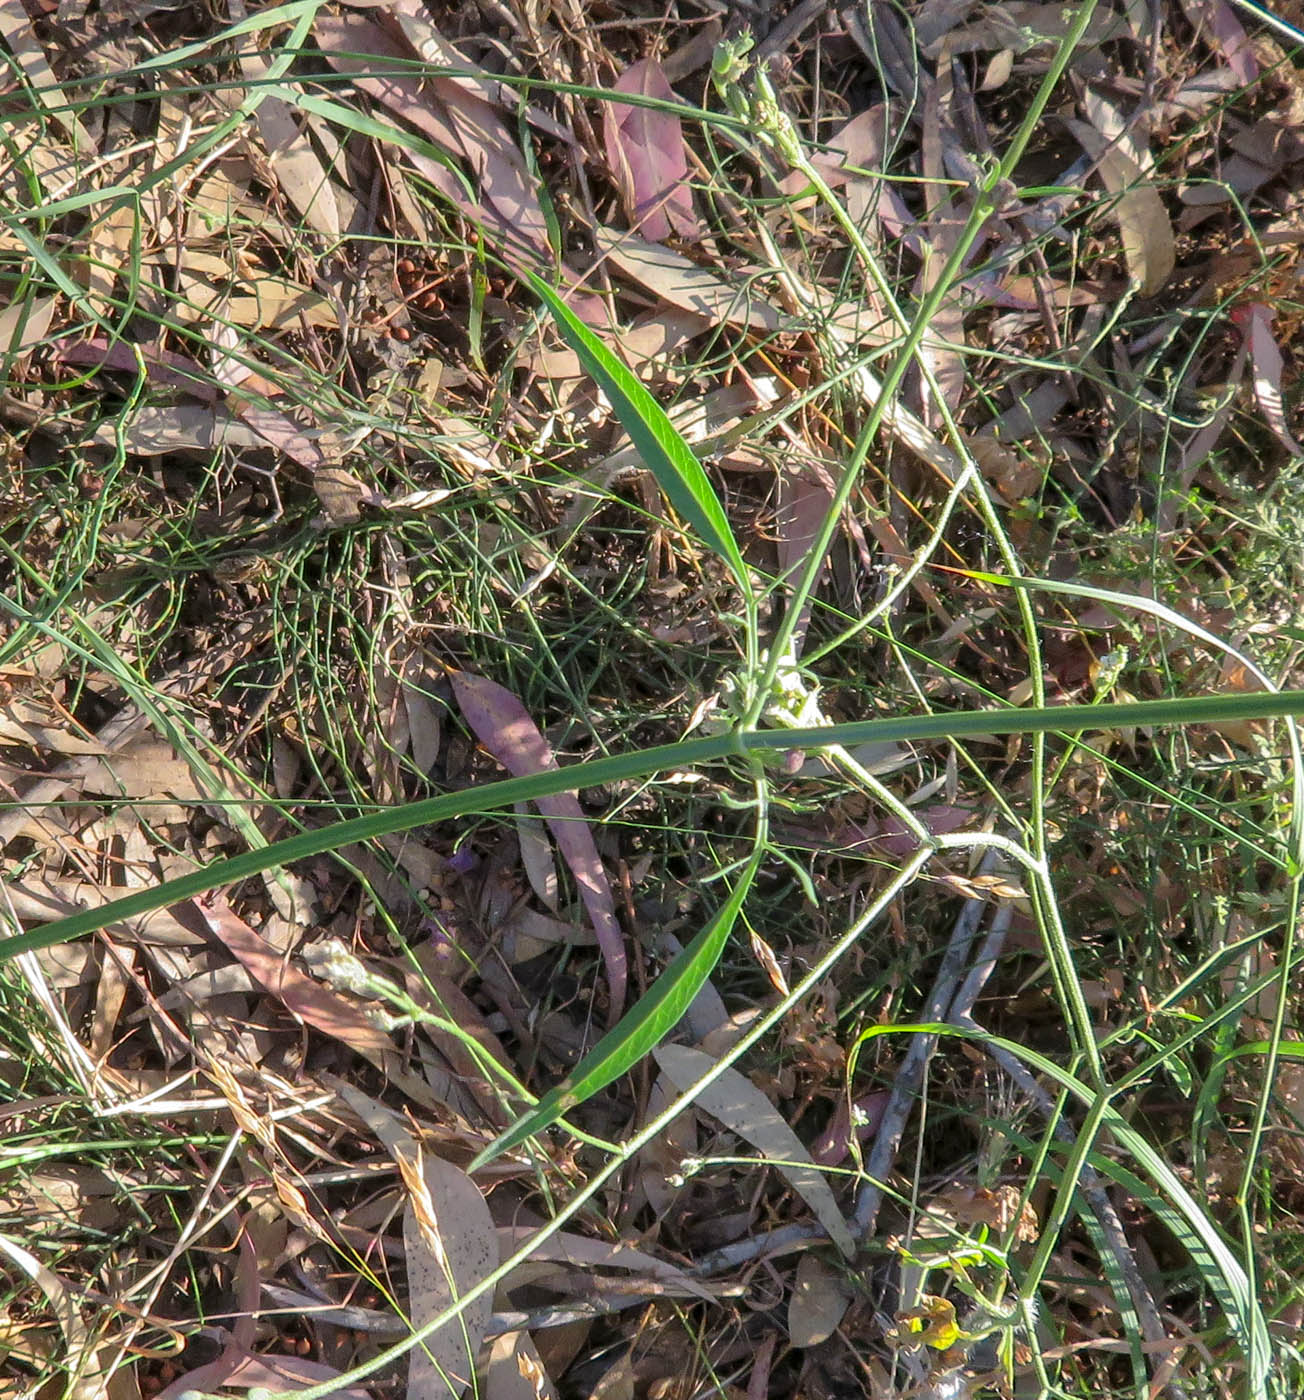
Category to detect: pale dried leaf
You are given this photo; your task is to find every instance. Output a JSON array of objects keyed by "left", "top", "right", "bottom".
[
  {"left": 90, "top": 404, "right": 267, "bottom": 456},
  {"left": 560, "top": 377, "right": 778, "bottom": 536},
  {"left": 404, "top": 1154, "right": 496, "bottom": 1400},
  {"left": 83, "top": 736, "right": 205, "bottom": 802},
  {"left": 515, "top": 804, "right": 559, "bottom": 911},
  {"left": 82, "top": 203, "right": 140, "bottom": 314},
  {"left": 0, "top": 696, "right": 105, "bottom": 755},
  {"left": 0, "top": 1234, "right": 101, "bottom": 1400},
  {"left": 387, "top": 0, "right": 575, "bottom": 145},
  {"left": 927, "top": 1183, "right": 1039, "bottom": 1242},
  {"left": 6, "top": 877, "right": 207, "bottom": 947},
  {"left": 532, "top": 306, "right": 707, "bottom": 380},
  {"left": 1065, "top": 120, "right": 1175, "bottom": 296},
  {"left": 238, "top": 26, "right": 341, "bottom": 239},
  {"left": 402, "top": 671, "right": 443, "bottom": 774},
  {"left": 481, "top": 1331, "right": 559, "bottom": 1400},
  {"left": 0, "top": 0, "right": 95, "bottom": 156},
  {"left": 496, "top": 1226, "right": 715, "bottom": 1302},
  {"left": 176, "top": 270, "right": 339, "bottom": 330},
  {"left": 90, "top": 938, "right": 133, "bottom": 1061},
  {"left": 0, "top": 295, "right": 56, "bottom": 360},
  {"left": 653, "top": 1043, "right": 856, "bottom": 1257},
  {"left": 1236, "top": 302, "right": 1304, "bottom": 458},
  {"left": 637, "top": 1073, "right": 698, "bottom": 1215},
  {"left": 595, "top": 227, "right": 787, "bottom": 331},
  {"left": 918, "top": 54, "right": 968, "bottom": 420},
  {"left": 787, "top": 1254, "right": 853, "bottom": 1347}
]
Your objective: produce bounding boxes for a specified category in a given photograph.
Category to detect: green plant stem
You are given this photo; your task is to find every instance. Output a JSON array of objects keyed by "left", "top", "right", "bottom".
[{"left": 7, "top": 688, "right": 1304, "bottom": 962}]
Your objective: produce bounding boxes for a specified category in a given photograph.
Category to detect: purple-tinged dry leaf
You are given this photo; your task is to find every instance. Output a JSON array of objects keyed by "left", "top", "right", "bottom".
[
  {"left": 314, "top": 13, "right": 601, "bottom": 323},
  {"left": 198, "top": 903, "right": 454, "bottom": 1114},
  {"left": 810, "top": 1091, "right": 890, "bottom": 1167},
  {"left": 449, "top": 671, "right": 626, "bottom": 1023},
  {"left": 1235, "top": 303, "right": 1304, "bottom": 459},
  {"left": 1180, "top": 0, "right": 1258, "bottom": 83},
  {"left": 57, "top": 336, "right": 220, "bottom": 400},
  {"left": 603, "top": 58, "right": 698, "bottom": 242},
  {"left": 927, "top": 2, "right": 1126, "bottom": 57},
  {"left": 431, "top": 75, "right": 553, "bottom": 263}
]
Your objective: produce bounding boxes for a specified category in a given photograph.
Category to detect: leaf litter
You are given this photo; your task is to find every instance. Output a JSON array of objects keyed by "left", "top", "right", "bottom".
[{"left": 2, "top": 2, "right": 1304, "bottom": 1398}]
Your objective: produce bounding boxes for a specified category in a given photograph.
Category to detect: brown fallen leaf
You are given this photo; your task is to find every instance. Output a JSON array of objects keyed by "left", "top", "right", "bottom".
[
  {"left": 194, "top": 899, "right": 447, "bottom": 1114},
  {"left": 196, "top": 898, "right": 391, "bottom": 1056},
  {"left": 481, "top": 1331, "right": 559, "bottom": 1400},
  {"left": 788, "top": 1253, "right": 853, "bottom": 1347}
]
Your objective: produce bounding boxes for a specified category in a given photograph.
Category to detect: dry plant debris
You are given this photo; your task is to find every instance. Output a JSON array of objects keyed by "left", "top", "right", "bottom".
[{"left": 1, "top": 1, "right": 1304, "bottom": 1399}]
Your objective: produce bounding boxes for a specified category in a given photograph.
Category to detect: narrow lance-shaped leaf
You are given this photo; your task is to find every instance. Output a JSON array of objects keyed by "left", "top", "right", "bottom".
[
  {"left": 521, "top": 268, "right": 750, "bottom": 593},
  {"left": 468, "top": 865, "right": 756, "bottom": 1170}
]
